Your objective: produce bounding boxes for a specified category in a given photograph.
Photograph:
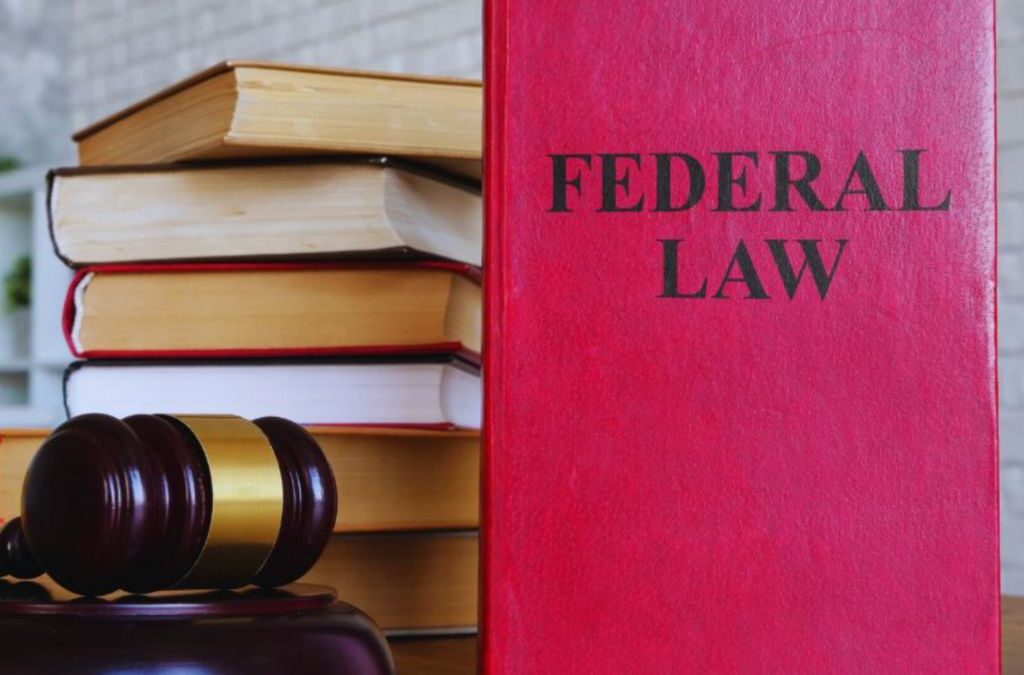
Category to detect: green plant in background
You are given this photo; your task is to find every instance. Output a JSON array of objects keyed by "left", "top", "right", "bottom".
[
  {"left": 0, "top": 156, "right": 19, "bottom": 173},
  {"left": 4, "top": 256, "right": 30, "bottom": 313}
]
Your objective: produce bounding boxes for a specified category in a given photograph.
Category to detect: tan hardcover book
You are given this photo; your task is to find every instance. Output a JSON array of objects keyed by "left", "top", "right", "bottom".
[
  {"left": 310, "top": 427, "right": 480, "bottom": 533},
  {"left": 66, "top": 264, "right": 481, "bottom": 359},
  {"left": 0, "top": 427, "right": 479, "bottom": 533},
  {"left": 20, "top": 531, "right": 479, "bottom": 632},
  {"left": 1005, "top": 596, "right": 1024, "bottom": 671},
  {"left": 48, "top": 160, "right": 481, "bottom": 266},
  {"left": 73, "top": 62, "right": 481, "bottom": 178},
  {"left": 390, "top": 636, "right": 477, "bottom": 675},
  {"left": 0, "top": 430, "right": 42, "bottom": 527},
  {"left": 301, "top": 531, "right": 478, "bottom": 631}
]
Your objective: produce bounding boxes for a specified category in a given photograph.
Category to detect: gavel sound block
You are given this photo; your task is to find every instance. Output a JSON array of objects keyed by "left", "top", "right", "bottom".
[
  {"left": 0, "top": 413, "right": 337, "bottom": 596},
  {"left": 0, "top": 582, "right": 394, "bottom": 675}
]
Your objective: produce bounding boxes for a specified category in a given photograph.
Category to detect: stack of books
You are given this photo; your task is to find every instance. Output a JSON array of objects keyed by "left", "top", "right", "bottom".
[{"left": 4, "top": 61, "right": 483, "bottom": 667}]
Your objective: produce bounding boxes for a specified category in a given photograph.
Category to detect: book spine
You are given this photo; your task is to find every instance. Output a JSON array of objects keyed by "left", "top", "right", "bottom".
[
  {"left": 481, "top": 0, "right": 509, "bottom": 672},
  {"left": 61, "top": 268, "right": 89, "bottom": 358}
]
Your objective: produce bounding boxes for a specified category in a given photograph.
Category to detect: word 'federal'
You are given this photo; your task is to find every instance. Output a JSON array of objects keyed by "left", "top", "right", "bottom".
[{"left": 548, "top": 150, "right": 951, "bottom": 213}]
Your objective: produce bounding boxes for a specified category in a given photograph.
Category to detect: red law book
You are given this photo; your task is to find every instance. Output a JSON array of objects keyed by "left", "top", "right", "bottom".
[{"left": 483, "top": 1, "right": 998, "bottom": 672}]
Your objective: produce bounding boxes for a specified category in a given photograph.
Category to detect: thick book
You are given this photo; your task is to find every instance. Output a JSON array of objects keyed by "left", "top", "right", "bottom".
[
  {"left": 483, "top": 1, "right": 998, "bottom": 672},
  {"left": 72, "top": 61, "right": 481, "bottom": 179},
  {"left": 0, "top": 427, "right": 479, "bottom": 532},
  {"left": 64, "top": 357, "right": 481, "bottom": 428},
  {"left": 1006, "top": 598, "right": 1024, "bottom": 669},
  {"left": 17, "top": 531, "right": 477, "bottom": 633},
  {"left": 301, "top": 530, "right": 478, "bottom": 632},
  {"left": 63, "top": 263, "right": 480, "bottom": 361},
  {"left": 47, "top": 159, "right": 481, "bottom": 266},
  {"left": 390, "top": 637, "right": 476, "bottom": 675}
]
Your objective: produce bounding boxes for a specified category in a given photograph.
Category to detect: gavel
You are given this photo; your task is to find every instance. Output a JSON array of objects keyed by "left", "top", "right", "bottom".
[{"left": 0, "top": 413, "right": 337, "bottom": 596}]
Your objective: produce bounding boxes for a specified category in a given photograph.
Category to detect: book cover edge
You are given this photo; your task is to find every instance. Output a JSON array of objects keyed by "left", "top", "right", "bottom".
[{"left": 72, "top": 60, "right": 483, "bottom": 142}]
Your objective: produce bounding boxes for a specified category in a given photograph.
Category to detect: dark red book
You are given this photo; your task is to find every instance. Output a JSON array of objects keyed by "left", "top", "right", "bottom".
[
  {"left": 62, "top": 261, "right": 480, "bottom": 363},
  {"left": 483, "top": 1, "right": 999, "bottom": 672}
]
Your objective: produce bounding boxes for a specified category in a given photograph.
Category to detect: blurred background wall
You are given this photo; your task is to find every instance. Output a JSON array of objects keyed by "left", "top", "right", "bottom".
[
  {"left": 0, "top": 0, "right": 72, "bottom": 163},
  {"left": 0, "top": 0, "right": 1022, "bottom": 592},
  {"left": 70, "top": 0, "right": 481, "bottom": 130},
  {"left": 999, "top": 0, "right": 1024, "bottom": 596}
]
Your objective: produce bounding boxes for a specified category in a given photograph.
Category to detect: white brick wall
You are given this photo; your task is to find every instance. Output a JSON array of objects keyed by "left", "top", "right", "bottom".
[
  {"left": 1000, "top": 0, "right": 1024, "bottom": 596},
  {"left": 68, "top": 0, "right": 482, "bottom": 129},
  {"left": 58, "top": 0, "right": 1024, "bottom": 594},
  {"left": 0, "top": 0, "right": 72, "bottom": 163}
]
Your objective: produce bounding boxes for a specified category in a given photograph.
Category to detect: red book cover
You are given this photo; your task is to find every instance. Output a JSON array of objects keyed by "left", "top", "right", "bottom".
[
  {"left": 483, "top": 1, "right": 998, "bottom": 672},
  {"left": 62, "top": 261, "right": 481, "bottom": 363}
]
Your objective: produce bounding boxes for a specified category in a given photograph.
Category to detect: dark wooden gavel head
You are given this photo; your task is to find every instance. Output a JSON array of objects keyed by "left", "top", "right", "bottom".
[{"left": 0, "top": 414, "right": 337, "bottom": 596}]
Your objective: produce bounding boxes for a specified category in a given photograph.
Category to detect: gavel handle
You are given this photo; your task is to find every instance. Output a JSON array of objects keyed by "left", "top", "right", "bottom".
[{"left": 0, "top": 518, "right": 43, "bottom": 580}]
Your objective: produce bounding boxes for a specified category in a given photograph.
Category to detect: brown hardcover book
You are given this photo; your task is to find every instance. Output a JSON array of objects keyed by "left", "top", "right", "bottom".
[
  {"left": 48, "top": 160, "right": 481, "bottom": 266},
  {"left": 1006, "top": 597, "right": 1024, "bottom": 672},
  {"left": 390, "top": 636, "right": 477, "bottom": 675},
  {"left": 65, "top": 263, "right": 481, "bottom": 360},
  {"left": 301, "top": 531, "right": 478, "bottom": 631},
  {"left": 72, "top": 62, "right": 481, "bottom": 178},
  {"left": 17, "top": 531, "right": 478, "bottom": 632},
  {"left": 0, "top": 427, "right": 479, "bottom": 533}
]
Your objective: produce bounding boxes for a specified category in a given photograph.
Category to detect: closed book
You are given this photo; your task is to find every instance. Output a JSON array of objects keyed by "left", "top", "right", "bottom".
[
  {"left": 300, "top": 531, "right": 478, "bottom": 632},
  {"left": 0, "top": 427, "right": 479, "bottom": 533},
  {"left": 484, "top": 1, "right": 998, "bottom": 672},
  {"left": 390, "top": 636, "right": 477, "bottom": 675},
  {"left": 64, "top": 357, "right": 481, "bottom": 429},
  {"left": 63, "top": 262, "right": 480, "bottom": 362},
  {"left": 47, "top": 159, "right": 481, "bottom": 266},
  {"left": 17, "top": 531, "right": 478, "bottom": 633},
  {"left": 73, "top": 61, "right": 481, "bottom": 179}
]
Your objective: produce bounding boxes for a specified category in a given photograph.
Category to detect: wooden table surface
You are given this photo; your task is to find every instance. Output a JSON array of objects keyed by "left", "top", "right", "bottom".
[{"left": 392, "top": 597, "right": 1024, "bottom": 674}]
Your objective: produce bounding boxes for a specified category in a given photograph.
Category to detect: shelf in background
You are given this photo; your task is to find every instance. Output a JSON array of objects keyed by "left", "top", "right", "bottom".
[
  {"left": 0, "top": 405, "right": 58, "bottom": 428},
  {"left": 0, "top": 165, "right": 72, "bottom": 428},
  {"left": 0, "top": 167, "right": 46, "bottom": 198}
]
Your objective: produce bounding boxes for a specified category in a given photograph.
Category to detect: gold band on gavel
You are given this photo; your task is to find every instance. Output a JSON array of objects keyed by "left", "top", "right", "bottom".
[{"left": 168, "top": 415, "right": 283, "bottom": 589}]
